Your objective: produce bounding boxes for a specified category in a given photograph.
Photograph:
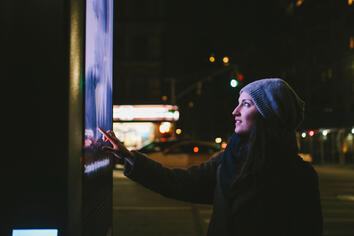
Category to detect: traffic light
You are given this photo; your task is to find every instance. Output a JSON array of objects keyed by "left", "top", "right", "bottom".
[
  {"left": 230, "top": 79, "right": 239, "bottom": 88},
  {"left": 230, "top": 71, "right": 244, "bottom": 88},
  {"left": 236, "top": 74, "right": 244, "bottom": 81}
]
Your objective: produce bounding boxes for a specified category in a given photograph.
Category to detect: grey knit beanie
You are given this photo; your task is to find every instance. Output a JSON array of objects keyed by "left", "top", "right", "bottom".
[{"left": 240, "top": 78, "right": 305, "bottom": 130}]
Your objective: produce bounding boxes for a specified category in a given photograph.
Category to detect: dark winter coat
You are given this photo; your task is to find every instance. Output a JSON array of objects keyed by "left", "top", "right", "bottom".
[{"left": 124, "top": 151, "right": 323, "bottom": 236}]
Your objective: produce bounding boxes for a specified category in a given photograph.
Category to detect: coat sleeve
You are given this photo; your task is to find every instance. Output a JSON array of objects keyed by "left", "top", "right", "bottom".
[
  {"left": 123, "top": 151, "right": 223, "bottom": 204},
  {"left": 292, "top": 163, "right": 323, "bottom": 236}
]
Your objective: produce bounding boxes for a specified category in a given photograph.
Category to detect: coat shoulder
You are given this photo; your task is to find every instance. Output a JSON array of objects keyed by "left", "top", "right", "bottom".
[
  {"left": 294, "top": 156, "right": 318, "bottom": 178},
  {"left": 292, "top": 156, "right": 320, "bottom": 190}
]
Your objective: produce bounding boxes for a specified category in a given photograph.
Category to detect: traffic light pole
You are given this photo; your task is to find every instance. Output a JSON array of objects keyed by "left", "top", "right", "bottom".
[
  {"left": 175, "top": 64, "right": 238, "bottom": 102},
  {"left": 170, "top": 77, "right": 176, "bottom": 105}
]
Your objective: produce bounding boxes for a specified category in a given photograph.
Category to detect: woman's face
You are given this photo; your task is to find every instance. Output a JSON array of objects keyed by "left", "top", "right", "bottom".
[{"left": 232, "top": 92, "right": 259, "bottom": 135}]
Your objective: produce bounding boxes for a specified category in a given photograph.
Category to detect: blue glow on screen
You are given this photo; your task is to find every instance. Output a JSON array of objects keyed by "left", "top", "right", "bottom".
[
  {"left": 84, "top": 158, "right": 110, "bottom": 174},
  {"left": 12, "top": 229, "right": 58, "bottom": 236},
  {"left": 83, "top": 0, "right": 113, "bottom": 174},
  {"left": 84, "top": 0, "right": 113, "bottom": 140}
]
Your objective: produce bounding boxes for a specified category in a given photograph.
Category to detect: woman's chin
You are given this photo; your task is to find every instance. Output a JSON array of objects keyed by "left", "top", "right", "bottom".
[{"left": 235, "top": 128, "right": 248, "bottom": 136}]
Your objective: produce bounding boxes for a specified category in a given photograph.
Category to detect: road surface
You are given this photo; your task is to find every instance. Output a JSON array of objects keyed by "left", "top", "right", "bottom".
[{"left": 113, "top": 163, "right": 354, "bottom": 236}]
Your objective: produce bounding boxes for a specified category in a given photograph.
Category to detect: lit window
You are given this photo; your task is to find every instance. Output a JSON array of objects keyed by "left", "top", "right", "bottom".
[
  {"left": 350, "top": 36, "right": 354, "bottom": 49},
  {"left": 328, "top": 68, "right": 333, "bottom": 78},
  {"left": 349, "top": 0, "right": 353, "bottom": 6}
]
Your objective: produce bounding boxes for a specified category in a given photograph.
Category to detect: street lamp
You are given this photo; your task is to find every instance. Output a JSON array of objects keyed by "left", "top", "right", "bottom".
[
  {"left": 209, "top": 55, "right": 216, "bottom": 63},
  {"left": 223, "top": 56, "right": 229, "bottom": 64}
]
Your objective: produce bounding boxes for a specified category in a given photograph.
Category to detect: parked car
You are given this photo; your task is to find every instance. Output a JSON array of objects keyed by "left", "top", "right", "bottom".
[
  {"left": 114, "top": 140, "right": 180, "bottom": 169},
  {"left": 138, "top": 140, "right": 180, "bottom": 153},
  {"left": 139, "top": 140, "right": 221, "bottom": 169}
]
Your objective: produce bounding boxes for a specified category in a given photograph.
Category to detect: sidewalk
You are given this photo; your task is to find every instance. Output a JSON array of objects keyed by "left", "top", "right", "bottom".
[
  {"left": 314, "top": 163, "right": 354, "bottom": 169},
  {"left": 313, "top": 163, "right": 354, "bottom": 177}
]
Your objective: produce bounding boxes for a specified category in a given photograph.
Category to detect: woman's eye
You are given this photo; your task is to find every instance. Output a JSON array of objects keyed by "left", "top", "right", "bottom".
[{"left": 242, "top": 102, "right": 250, "bottom": 107}]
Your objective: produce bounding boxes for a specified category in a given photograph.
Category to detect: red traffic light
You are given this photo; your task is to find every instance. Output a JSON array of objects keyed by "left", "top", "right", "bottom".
[{"left": 237, "top": 74, "right": 244, "bottom": 80}]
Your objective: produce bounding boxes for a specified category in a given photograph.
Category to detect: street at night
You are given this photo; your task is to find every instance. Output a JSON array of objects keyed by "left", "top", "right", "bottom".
[
  {"left": 316, "top": 165, "right": 354, "bottom": 235},
  {"left": 113, "top": 163, "right": 354, "bottom": 236},
  {"left": 4, "top": 0, "right": 354, "bottom": 235}
]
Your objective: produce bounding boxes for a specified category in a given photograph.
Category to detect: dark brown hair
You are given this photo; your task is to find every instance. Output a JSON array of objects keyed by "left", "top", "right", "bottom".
[{"left": 238, "top": 114, "right": 298, "bottom": 181}]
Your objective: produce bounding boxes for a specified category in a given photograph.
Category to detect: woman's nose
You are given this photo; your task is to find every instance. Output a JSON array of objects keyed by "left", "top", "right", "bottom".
[{"left": 232, "top": 105, "right": 240, "bottom": 116}]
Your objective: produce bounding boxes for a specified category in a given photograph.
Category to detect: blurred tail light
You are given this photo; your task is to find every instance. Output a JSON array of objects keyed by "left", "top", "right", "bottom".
[{"left": 221, "top": 142, "right": 227, "bottom": 149}]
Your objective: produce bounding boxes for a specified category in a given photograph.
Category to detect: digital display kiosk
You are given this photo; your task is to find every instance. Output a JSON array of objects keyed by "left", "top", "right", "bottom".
[{"left": 4, "top": 0, "right": 114, "bottom": 235}]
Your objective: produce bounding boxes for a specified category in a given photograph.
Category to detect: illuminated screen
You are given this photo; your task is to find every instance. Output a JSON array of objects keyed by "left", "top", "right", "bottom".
[
  {"left": 12, "top": 229, "right": 58, "bottom": 236},
  {"left": 82, "top": 0, "right": 113, "bottom": 234},
  {"left": 84, "top": 0, "right": 113, "bottom": 174}
]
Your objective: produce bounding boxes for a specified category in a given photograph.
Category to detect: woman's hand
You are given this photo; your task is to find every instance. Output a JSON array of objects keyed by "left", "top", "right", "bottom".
[{"left": 98, "top": 126, "right": 133, "bottom": 159}]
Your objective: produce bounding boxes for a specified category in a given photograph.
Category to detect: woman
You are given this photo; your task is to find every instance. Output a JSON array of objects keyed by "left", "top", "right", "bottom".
[{"left": 99, "top": 78, "right": 323, "bottom": 236}]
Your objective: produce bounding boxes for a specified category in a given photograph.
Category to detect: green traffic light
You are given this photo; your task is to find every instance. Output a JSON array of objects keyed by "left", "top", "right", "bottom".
[{"left": 230, "top": 79, "right": 239, "bottom": 88}]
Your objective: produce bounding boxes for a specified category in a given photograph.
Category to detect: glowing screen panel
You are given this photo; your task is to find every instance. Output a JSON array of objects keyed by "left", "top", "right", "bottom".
[
  {"left": 12, "top": 229, "right": 58, "bottom": 236},
  {"left": 82, "top": 0, "right": 113, "bottom": 234},
  {"left": 84, "top": 0, "right": 113, "bottom": 174}
]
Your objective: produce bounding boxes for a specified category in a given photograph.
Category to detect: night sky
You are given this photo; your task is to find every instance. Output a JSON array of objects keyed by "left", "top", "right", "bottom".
[
  {"left": 163, "top": 1, "right": 293, "bottom": 76},
  {"left": 160, "top": 1, "right": 297, "bottom": 140}
]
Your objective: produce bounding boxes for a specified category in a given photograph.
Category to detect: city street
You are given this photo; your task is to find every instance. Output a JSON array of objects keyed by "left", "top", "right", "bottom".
[
  {"left": 113, "top": 163, "right": 354, "bottom": 236},
  {"left": 315, "top": 165, "right": 354, "bottom": 236}
]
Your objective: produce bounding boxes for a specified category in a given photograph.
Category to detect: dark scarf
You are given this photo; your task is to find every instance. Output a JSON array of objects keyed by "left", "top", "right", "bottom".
[{"left": 220, "top": 133, "right": 249, "bottom": 198}]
